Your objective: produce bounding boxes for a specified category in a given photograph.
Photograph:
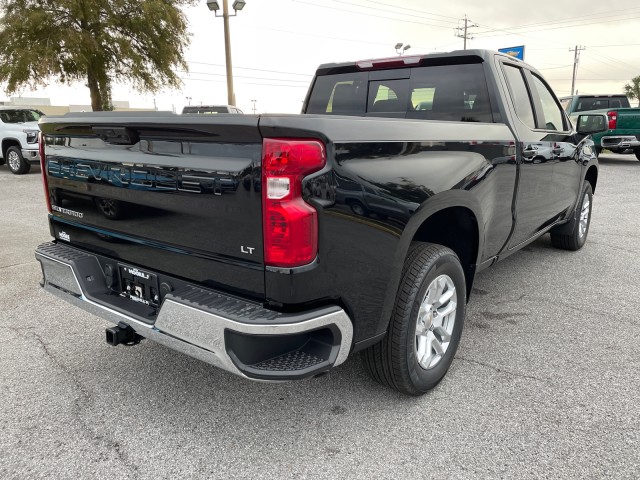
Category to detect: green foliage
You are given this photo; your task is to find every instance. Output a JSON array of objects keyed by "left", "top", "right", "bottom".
[
  {"left": 0, "top": 0, "right": 196, "bottom": 110},
  {"left": 624, "top": 75, "right": 640, "bottom": 107}
]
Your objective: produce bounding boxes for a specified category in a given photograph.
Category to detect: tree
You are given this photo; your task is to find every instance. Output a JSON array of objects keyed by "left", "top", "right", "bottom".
[
  {"left": 624, "top": 75, "right": 640, "bottom": 107},
  {"left": 0, "top": 0, "right": 196, "bottom": 111}
]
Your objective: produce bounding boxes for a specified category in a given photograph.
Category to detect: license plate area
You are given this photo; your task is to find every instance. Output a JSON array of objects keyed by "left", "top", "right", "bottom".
[{"left": 118, "top": 264, "right": 159, "bottom": 308}]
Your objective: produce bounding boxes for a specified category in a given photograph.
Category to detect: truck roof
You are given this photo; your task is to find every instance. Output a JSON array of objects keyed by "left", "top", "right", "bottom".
[
  {"left": 559, "top": 94, "right": 628, "bottom": 99},
  {"left": 315, "top": 49, "right": 534, "bottom": 76}
]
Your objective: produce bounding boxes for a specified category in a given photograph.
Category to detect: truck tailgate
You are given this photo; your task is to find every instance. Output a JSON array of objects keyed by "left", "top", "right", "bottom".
[
  {"left": 616, "top": 109, "right": 640, "bottom": 130},
  {"left": 39, "top": 113, "right": 265, "bottom": 300}
]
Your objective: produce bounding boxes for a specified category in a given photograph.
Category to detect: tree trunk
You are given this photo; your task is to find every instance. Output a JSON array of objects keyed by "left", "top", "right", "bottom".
[{"left": 87, "top": 63, "right": 112, "bottom": 111}]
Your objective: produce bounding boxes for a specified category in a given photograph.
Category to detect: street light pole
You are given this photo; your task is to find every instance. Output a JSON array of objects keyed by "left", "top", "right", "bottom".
[
  {"left": 207, "top": 0, "right": 245, "bottom": 106},
  {"left": 222, "top": 0, "right": 235, "bottom": 106}
]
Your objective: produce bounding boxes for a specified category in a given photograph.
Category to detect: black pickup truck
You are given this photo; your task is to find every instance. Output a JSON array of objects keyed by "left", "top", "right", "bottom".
[{"left": 35, "top": 50, "right": 603, "bottom": 395}]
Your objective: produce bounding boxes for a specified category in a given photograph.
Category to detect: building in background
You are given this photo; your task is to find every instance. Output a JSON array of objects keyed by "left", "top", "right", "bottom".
[{"left": 0, "top": 97, "right": 153, "bottom": 115}]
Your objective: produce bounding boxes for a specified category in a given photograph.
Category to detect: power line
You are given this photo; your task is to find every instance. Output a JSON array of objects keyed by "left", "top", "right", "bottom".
[
  {"left": 589, "top": 43, "right": 640, "bottom": 48},
  {"left": 330, "top": 0, "right": 457, "bottom": 27},
  {"left": 537, "top": 65, "right": 573, "bottom": 70},
  {"left": 476, "top": 13, "right": 640, "bottom": 37},
  {"left": 178, "top": 76, "right": 309, "bottom": 88},
  {"left": 361, "top": 0, "right": 460, "bottom": 21},
  {"left": 179, "top": 70, "right": 310, "bottom": 84},
  {"left": 475, "top": 7, "right": 640, "bottom": 35},
  {"left": 586, "top": 49, "right": 638, "bottom": 72},
  {"left": 188, "top": 61, "right": 313, "bottom": 78},
  {"left": 293, "top": 0, "right": 456, "bottom": 29},
  {"left": 250, "top": 26, "right": 427, "bottom": 50}
]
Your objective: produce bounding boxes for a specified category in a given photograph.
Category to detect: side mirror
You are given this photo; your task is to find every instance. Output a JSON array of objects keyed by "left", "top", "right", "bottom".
[{"left": 575, "top": 114, "right": 607, "bottom": 135}]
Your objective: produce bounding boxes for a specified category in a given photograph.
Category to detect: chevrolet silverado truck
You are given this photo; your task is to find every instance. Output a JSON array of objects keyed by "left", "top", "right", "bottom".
[
  {"left": 35, "top": 50, "right": 603, "bottom": 395},
  {"left": 593, "top": 109, "right": 640, "bottom": 159},
  {"left": 560, "top": 95, "right": 640, "bottom": 159},
  {"left": 0, "top": 106, "right": 44, "bottom": 174}
]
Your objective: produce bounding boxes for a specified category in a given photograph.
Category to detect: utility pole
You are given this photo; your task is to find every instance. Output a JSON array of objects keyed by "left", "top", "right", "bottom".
[
  {"left": 455, "top": 15, "right": 477, "bottom": 50},
  {"left": 251, "top": 99, "right": 257, "bottom": 114},
  {"left": 570, "top": 45, "right": 586, "bottom": 96}
]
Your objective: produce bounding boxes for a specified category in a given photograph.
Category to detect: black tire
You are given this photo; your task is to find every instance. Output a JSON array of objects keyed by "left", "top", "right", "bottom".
[
  {"left": 362, "top": 243, "right": 466, "bottom": 395},
  {"left": 349, "top": 200, "right": 368, "bottom": 217},
  {"left": 635, "top": 149, "right": 640, "bottom": 161},
  {"left": 5, "top": 146, "right": 31, "bottom": 174},
  {"left": 594, "top": 146, "right": 602, "bottom": 157},
  {"left": 550, "top": 182, "right": 593, "bottom": 251},
  {"left": 94, "top": 197, "right": 125, "bottom": 220}
]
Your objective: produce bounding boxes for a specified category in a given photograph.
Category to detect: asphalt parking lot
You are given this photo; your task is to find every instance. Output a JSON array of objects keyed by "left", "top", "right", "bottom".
[{"left": 1, "top": 153, "right": 639, "bottom": 479}]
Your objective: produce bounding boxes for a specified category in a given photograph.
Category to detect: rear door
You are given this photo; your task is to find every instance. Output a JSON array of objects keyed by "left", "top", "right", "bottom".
[
  {"left": 500, "top": 62, "right": 556, "bottom": 249},
  {"left": 527, "top": 73, "right": 582, "bottom": 219}
]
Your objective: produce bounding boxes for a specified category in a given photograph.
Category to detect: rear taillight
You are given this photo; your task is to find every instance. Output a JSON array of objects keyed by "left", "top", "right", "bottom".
[
  {"left": 262, "top": 138, "right": 326, "bottom": 268},
  {"left": 39, "top": 132, "right": 52, "bottom": 213},
  {"left": 607, "top": 110, "right": 617, "bottom": 130}
]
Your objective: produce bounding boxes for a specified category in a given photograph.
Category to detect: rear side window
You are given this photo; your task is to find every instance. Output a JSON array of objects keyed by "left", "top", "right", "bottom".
[
  {"left": 531, "top": 74, "right": 566, "bottom": 131},
  {"left": 503, "top": 65, "right": 536, "bottom": 129},
  {"left": 306, "top": 63, "right": 493, "bottom": 122}
]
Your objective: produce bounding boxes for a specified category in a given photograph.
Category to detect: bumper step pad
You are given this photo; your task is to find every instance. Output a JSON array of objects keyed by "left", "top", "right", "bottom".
[{"left": 251, "top": 350, "right": 325, "bottom": 372}]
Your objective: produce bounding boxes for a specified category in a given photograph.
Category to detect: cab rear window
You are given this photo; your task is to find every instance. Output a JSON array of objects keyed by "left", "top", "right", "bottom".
[{"left": 306, "top": 63, "right": 493, "bottom": 123}]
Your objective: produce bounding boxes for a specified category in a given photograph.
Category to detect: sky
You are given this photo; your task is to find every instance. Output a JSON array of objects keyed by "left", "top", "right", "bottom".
[{"left": 4, "top": 0, "right": 640, "bottom": 113}]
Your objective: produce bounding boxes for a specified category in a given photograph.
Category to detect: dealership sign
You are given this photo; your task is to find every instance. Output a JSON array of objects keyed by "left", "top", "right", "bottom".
[{"left": 498, "top": 46, "right": 525, "bottom": 60}]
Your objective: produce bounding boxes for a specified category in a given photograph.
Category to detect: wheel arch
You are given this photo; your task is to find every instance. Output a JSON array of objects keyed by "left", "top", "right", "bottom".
[
  {"left": 410, "top": 205, "right": 480, "bottom": 299},
  {"left": 2, "top": 138, "right": 22, "bottom": 158},
  {"left": 375, "top": 192, "right": 483, "bottom": 340},
  {"left": 584, "top": 164, "right": 598, "bottom": 194}
]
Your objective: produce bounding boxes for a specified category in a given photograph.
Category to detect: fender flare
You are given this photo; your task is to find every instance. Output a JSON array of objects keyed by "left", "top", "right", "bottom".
[
  {"left": 376, "top": 191, "right": 485, "bottom": 334},
  {"left": 1, "top": 137, "right": 24, "bottom": 158}
]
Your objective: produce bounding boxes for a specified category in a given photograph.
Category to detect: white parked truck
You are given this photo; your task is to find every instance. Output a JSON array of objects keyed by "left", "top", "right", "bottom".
[{"left": 0, "top": 106, "right": 44, "bottom": 174}]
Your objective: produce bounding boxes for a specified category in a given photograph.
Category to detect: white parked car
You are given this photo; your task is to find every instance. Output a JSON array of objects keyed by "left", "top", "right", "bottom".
[
  {"left": 181, "top": 105, "right": 243, "bottom": 114},
  {"left": 0, "top": 107, "right": 44, "bottom": 174}
]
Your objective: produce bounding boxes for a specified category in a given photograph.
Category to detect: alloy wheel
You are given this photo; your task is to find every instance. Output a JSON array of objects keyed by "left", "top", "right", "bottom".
[
  {"left": 578, "top": 193, "right": 590, "bottom": 238},
  {"left": 7, "top": 150, "right": 21, "bottom": 171},
  {"left": 415, "top": 274, "right": 457, "bottom": 370}
]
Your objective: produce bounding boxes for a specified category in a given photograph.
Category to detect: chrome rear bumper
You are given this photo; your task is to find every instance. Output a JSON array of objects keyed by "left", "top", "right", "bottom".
[
  {"left": 35, "top": 242, "right": 353, "bottom": 380},
  {"left": 601, "top": 136, "right": 640, "bottom": 150}
]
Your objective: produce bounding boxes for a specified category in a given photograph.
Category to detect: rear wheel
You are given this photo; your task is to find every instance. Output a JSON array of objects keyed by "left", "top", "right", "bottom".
[
  {"left": 6, "top": 146, "right": 31, "bottom": 174},
  {"left": 635, "top": 149, "right": 640, "bottom": 161},
  {"left": 362, "top": 243, "right": 466, "bottom": 395},
  {"left": 550, "top": 182, "right": 592, "bottom": 251}
]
